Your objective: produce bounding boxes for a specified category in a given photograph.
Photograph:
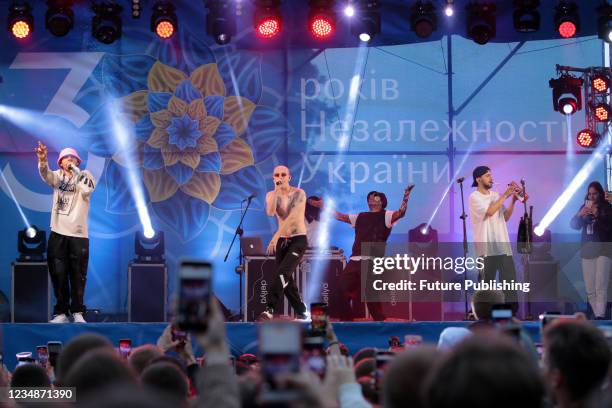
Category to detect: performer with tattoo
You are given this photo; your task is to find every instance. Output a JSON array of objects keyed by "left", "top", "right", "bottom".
[
  {"left": 36, "top": 141, "right": 96, "bottom": 323},
  {"left": 259, "top": 165, "right": 308, "bottom": 320},
  {"left": 332, "top": 186, "right": 413, "bottom": 321}
]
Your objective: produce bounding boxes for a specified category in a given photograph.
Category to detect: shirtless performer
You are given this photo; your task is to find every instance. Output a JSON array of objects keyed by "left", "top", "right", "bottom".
[{"left": 259, "top": 165, "right": 308, "bottom": 320}]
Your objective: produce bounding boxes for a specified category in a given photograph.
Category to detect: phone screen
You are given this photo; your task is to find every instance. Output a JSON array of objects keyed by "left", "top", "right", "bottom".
[
  {"left": 491, "top": 308, "right": 513, "bottom": 324},
  {"left": 177, "top": 261, "right": 212, "bottom": 331},
  {"left": 404, "top": 335, "right": 423, "bottom": 349},
  {"left": 310, "top": 303, "right": 327, "bottom": 334},
  {"left": 47, "top": 341, "right": 62, "bottom": 367},
  {"left": 540, "top": 313, "right": 575, "bottom": 329},
  {"left": 37, "top": 346, "right": 48, "bottom": 367},
  {"left": 302, "top": 336, "right": 326, "bottom": 377},
  {"left": 259, "top": 322, "right": 302, "bottom": 385},
  {"left": 585, "top": 200, "right": 593, "bottom": 208},
  {"left": 119, "top": 339, "right": 132, "bottom": 359}
]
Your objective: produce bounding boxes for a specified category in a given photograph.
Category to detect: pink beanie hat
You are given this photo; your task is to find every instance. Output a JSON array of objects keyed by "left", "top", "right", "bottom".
[{"left": 57, "top": 147, "right": 82, "bottom": 167}]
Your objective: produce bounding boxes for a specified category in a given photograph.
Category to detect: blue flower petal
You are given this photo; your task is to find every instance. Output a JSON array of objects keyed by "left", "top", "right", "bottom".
[
  {"left": 213, "top": 166, "right": 265, "bottom": 211},
  {"left": 174, "top": 80, "right": 202, "bottom": 104},
  {"left": 204, "top": 96, "right": 224, "bottom": 119},
  {"left": 245, "top": 106, "right": 288, "bottom": 163},
  {"left": 195, "top": 152, "right": 222, "bottom": 173},
  {"left": 135, "top": 114, "right": 154, "bottom": 142},
  {"left": 98, "top": 54, "right": 157, "bottom": 97},
  {"left": 143, "top": 144, "right": 164, "bottom": 170},
  {"left": 79, "top": 106, "right": 118, "bottom": 156},
  {"left": 179, "top": 29, "right": 216, "bottom": 74},
  {"left": 151, "top": 190, "right": 210, "bottom": 242},
  {"left": 217, "top": 53, "right": 263, "bottom": 104},
  {"left": 165, "top": 161, "right": 194, "bottom": 185},
  {"left": 147, "top": 92, "right": 172, "bottom": 113},
  {"left": 104, "top": 160, "right": 137, "bottom": 214},
  {"left": 212, "top": 123, "right": 236, "bottom": 150}
]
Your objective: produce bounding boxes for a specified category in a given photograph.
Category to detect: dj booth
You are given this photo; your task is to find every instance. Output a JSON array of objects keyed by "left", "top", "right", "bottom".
[{"left": 243, "top": 249, "right": 346, "bottom": 322}]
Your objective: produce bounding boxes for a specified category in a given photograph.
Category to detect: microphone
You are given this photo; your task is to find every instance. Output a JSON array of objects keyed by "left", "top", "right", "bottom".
[
  {"left": 275, "top": 181, "right": 282, "bottom": 186},
  {"left": 68, "top": 164, "right": 82, "bottom": 176},
  {"left": 456, "top": 177, "right": 465, "bottom": 183},
  {"left": 241, "top": 194, "right": 255, "bottom": 202}
]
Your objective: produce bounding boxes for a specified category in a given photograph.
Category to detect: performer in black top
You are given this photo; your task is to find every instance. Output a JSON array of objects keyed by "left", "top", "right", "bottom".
[{"left": 332, "top": 187, "right": 413, "bottom": 321}]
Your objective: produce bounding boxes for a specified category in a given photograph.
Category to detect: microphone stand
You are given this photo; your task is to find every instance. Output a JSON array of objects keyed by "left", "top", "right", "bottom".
[
  {"left": 458, "top": 178, "right": 470, "bottom": 320},
  {"left": 224, "top": 196, "right": 254, "bottom": 322}
]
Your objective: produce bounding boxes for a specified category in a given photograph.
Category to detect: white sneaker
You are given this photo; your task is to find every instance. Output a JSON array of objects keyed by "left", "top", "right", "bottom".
[
  {"left": 258, "top": 310, "right": 273, "bottom": 321},
  {"left": 49, "top": 314, "right": 69, "bottom": 323},
  {"left": 72, "top": 312, "right": 86, "bottom": 323}
]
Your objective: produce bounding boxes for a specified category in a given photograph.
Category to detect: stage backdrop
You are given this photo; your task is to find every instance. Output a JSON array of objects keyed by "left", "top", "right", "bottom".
[{"left": 0, "top": 1, "right": 607, "bottom": 314}]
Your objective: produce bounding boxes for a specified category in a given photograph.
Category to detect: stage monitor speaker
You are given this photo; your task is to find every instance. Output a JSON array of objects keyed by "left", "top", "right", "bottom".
[
  {"left": 244, "top": 256, "right": 298, "bottom": 321},
  {"left": 525, "top": 260, "right": 560, "bottom": 319},
  {"left": 11, "top": 262, "right": 51, "bottom": 322},
  {"left": 300, "top": 254, "right": 348, "bottom": 319},
  {"left": 128, "top": 262, "right": 167, "bottom": 322}
]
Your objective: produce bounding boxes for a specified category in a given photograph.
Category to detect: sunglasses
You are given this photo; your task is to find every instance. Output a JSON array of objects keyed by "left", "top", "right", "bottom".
[{"left": 274, "top": 173, "right": 288, "bottom": 177}]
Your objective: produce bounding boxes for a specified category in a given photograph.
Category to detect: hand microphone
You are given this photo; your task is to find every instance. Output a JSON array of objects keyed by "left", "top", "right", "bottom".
[
  {"left": 275, "top": 181, "right": 282, "bottom": 186},
  {"left": 456, "top": 177, "right": 465, "bottom": 183},
  {"left": 68, "top": 164, "right": 82, "bottom": 176}
]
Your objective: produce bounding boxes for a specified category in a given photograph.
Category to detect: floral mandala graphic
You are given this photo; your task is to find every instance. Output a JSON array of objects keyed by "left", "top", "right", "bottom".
[{"left": 80, "top": 42, "right": 287, "bottom": 241}]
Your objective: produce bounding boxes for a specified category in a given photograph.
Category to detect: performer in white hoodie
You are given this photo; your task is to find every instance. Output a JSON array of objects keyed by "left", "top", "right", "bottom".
[{"left": 36, "top": 141, "right": 96, "bottom": 323}]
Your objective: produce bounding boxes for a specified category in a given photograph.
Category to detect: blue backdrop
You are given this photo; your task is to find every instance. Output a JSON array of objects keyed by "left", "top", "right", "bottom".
[{"left": 0, "top": 1, "right": 607, "bottom": 314}]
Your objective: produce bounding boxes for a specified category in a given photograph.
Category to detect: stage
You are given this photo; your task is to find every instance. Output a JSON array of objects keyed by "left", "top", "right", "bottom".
[{"left": 0, "top": 320, "right": 563, "bottom": 370}]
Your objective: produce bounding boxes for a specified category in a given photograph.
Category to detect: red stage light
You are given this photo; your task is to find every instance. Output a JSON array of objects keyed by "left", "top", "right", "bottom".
[
  {"left": 11, "top": 20, "right": 31, "bottom": 39},
  {"left": 592, "top": 75, "right": 610, "bottom": 93},
  {"left": 310, "top": 14, "right": 334, "bottom": 39},
  {"left": 576, "top": 129, "right": 598, "bottom": 148},
  {"left": 155, "top": 20, "right": 174, "bottom": 38},
  {"left": 594, "top": 104, "right": 611, "bottom": 122},
  {"left": 256, "top": 17, "right": 281, "bottom": 38},
  {"left": 558, "top": 21, "right": 576, "bottom": 38}
]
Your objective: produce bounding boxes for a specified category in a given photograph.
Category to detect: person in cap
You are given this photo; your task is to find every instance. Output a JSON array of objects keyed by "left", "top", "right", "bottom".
[
  {"left": 332, "top": 187, "right": 413, "bottom": 321},
  {"left": 35, "top": 141, "right": 96, "bottom": 323},
  {"left": 468, "top": 166, "right": 519, "bottom": 311}
]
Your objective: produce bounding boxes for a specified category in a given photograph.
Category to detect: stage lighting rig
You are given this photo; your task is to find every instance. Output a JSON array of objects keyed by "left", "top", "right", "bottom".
[
  {"left": 92, "top": 1, "right": 123, "bottom": 44},
  {"left": 308, "top": 0, "right": 336, "bottom": 40},
  {"left": 131, "top": 0, "right": 141, "bottom": 18},
  {"left": 444, "top": 0, "right": 454, "bottom": 17},
  {"left": 598, "top": 3, "right": 612, "bottom": 43},
  {"left": 253, "top": 0, "right": 282, "bottom": 39},
  {"left": 576, "top": 129, "right": 600, "bottom": 149},
  {"left": 206, "top": 0, "right": 236, "bottom": 45},
  {"left": 151, "top": 1, "right": 177, "bottom": 39},
  {"left": 8, "top": 2, "right": 33, "bottom": 39},
  {"left": 554, "top": 0, "right": 578, "bottom": 39},
  {"left": 17, "top": 225, "right": 46, "bottom": 262},
  {"left": 512, "top": 0, "right": 539, "bottom": 33},
  {"left": 592, "top": 74, "right": 610, "bottom": 94},
  {"left": 549, "top": 74, "right": 582, "bottom": 115},
  {"left": 350, "top": 0, "right": 381, "bottom": 42},
  {"left": 135, "top": 230, "right": 165, "bottom": 263},
  {"left": 46, "top": 0, "right": 74, "bottom": 37},
  {"left": 410, "top": 1, "right": 436, "bottom": 39},
  {"left": 466, "top": 2, "right": 496, "bottom": 45}
]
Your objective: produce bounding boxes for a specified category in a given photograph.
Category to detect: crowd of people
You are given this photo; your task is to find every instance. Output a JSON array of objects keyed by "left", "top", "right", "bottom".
[{"left": 2, "top": 289, "right": 612, "bottom": 408}]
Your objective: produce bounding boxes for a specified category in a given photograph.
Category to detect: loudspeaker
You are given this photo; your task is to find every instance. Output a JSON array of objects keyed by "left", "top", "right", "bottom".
[
  {"left": 244, "top": 256, "right": 300, "bottom": 321},
  {"left": 300, "top": 254, "right": 346, "bottom": 319},
  {"left": 11, "top": 262, "right": 51, "bottom": 322},
  {"left": 128, "top": 262, "right": 167, "bottom": 322},
  {"left": 524, "top": 260, "right": 560, "bottom": 318}
]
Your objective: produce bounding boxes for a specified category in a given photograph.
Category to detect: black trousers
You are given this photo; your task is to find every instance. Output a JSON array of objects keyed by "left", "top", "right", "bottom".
[
  {"left": 481, "top": 254, "right": 518, "bottom": 310},
  {"left": 267, "top": 235, "right": 307, "bottom": 315},
  {"left": 47, "top": 231, "right": 89, "bottom": 315},
  {"left": 339, "top": 259, "right": 385, "bottom": 322}
]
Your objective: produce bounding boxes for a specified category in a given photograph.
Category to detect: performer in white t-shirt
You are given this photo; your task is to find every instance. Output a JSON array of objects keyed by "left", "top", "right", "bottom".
[
  {"left": 36, "top": 141, "right": 95, "bottom": 323},
  {"left": 468, "top": 165, "right": 519, "bottom": 310}
]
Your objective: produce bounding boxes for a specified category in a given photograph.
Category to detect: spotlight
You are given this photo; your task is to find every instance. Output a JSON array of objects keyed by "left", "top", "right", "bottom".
[
  {"left": 594, "top": 103, "right": 611, "bottom": 122},
  {"left": 18, "top": 225, "right": 46, "bottom": 262},
  {"left": 350, "top": 0, "right": 381, "bottom": 42},
  {"left": 92, "top": 1, "right": 123, "bottom": 44},
  {"left": 253, "top": 0, "right": 282, "bottom": 39},
  {"left": 131, "top": 0, "right": 141, "bottom": 18},
  {"left": 512, "top": 0, "right": 540, "bottom": 33},
  {"left": 576, "top": 129, "right": 600, "bottom": 148},
  {"left": 444, "top": 0, "right": 454, "bottom": 17},
  {"left": 598, "top": 3, "right": 612, "bottom": 43},
  {"left": 554, "top": 0, "right": 578, "bottom": 39},
  {"left": 466, "top": 2, "right": 496, "bottom": 45},
  {"left": 309, "top": 0, "right": 336, "bottom": 40},
  {"left": 531, "top": 224, "right": 552, "bottom": 261},
  {"left": 46, "top": 0, "right": 74, "bottom": 37},
  {"left": 151, "top": 1, "right": 177, "bottom": 39},
  {"left": 135, "top": 230, "right": 165, "bottom": 263},
  {"left": 410, "top": 1, "right": 436, "bottom": 39},
  {"left": 409, "top": 223, "right": 438, "bottom": 257},
  {"left": 592, "top": 74, "right": 610, "bottom": 94},
  {"left": 344, "top": 4, "right": 355, "bottom": 17},
  {"left": 206, "top": 0, "right": 236, "bottom": 45},
  {"left": 549, "top": 74, "right": 583, "bottom": 115},
  {"left": 8, "top": 2, "right": 34, "bottom": 39}
]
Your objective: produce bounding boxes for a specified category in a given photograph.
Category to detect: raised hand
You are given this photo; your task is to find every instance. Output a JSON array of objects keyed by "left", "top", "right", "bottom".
[{"left": 35, "top": 141, "right": 48, "bottom": 162}]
